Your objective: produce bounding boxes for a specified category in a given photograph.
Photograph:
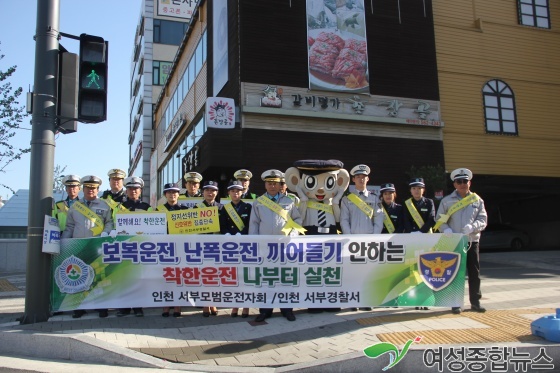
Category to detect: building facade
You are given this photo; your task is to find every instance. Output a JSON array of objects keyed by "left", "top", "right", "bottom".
[
  {"left": 139, "top": 0, "right": 560, "bottom": 248},
  {"left": 129, "top": 0, "right": 193, "bottom": 201},
  {"left": 152, "top": 0, "right": 445, "bottom": 200},
  {"left": 433, "top": 0, "right": 560, "bottom": 247}
]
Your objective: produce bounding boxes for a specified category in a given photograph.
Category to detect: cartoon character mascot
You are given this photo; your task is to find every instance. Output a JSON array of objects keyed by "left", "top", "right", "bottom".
[{"left": 285, "top": 160, "right": 350, "bottom": 235}]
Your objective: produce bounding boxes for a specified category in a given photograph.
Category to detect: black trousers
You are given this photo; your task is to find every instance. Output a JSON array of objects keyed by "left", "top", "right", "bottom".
[
  {"left": 466, "top": 241, "right": 482, "bottom": 306},
  {"left": 259, "top": 308, "right": 292, "bottom": 316}
]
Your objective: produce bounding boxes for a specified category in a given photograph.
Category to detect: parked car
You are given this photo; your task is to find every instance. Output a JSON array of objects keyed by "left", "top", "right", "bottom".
[{"left": 480, "top": 223, "right": 530, "bottom": 250}]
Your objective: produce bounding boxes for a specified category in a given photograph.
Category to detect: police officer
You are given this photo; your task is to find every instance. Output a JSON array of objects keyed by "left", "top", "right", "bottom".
[
  {"left": 53, "top": 175, "right": 81, "bottom": 232},
  {"left": 195, "top": 180, "right": 222, "bottom": 317},
  {"left": 157, "top": 182, "right": 187, "bottom": 318},
  {"left": 340, "top": 164, "right": 384, "bottom": 235},
  {"left": 234, "top": 169, "right": 257, "bottom": 199},
  {"left": 249, "top": 170, "right": 302, "bottom": 322},
  {"left": 379, "top": 183, "right": 405, "bottom": 234},
  {"left": 403, "top": 177, "right": 436, "bottom": 234},
  {"left": 220, "top": 180, "right": 252, "bottom": 318},
  {"left": 435, "top": 168, "right": 488, "bottom": 315},
  {"left": 220, "top": 181, "right": 251, "bottom": 235},
  {"left": 157, "top": 183, "right": 188, "bottom": 212},
  {"left": 117, "top": 176, "right": 151, "bottom": 317},
  {"left": 101, "top": 169, "right": 127, "bottom": 202},
  {"left": 183, "top": 171, "right": 203, "bottom": 198},
  {"left": 62, "top": 175, "right": 113, "bottom": 319}
]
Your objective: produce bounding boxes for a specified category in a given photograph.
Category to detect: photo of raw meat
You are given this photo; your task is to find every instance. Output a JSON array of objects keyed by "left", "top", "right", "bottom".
[{"left": 308, "top": 31, "right": 368, "bottom": 90}]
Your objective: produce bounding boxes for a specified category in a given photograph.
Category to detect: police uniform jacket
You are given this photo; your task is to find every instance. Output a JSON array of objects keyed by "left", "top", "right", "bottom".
[
  {"left": 122, "top": 199, "right": 152, "bottom": 211},
  {"left": 62, "top": 197, "right": 113, "bottom": 238},
  {"left": 249, "top": 194, "right": 302, "bottom": 235},
  {"left": 436, "top": 190, "right": 487, "bottom": 242},
  {"left": 340, "top": 190, "right": 384, "bottom": 234},
  {"left": 381, "top": 201, "right": 405, "bottom": 233},
  {"left": 219, "top": 200, "right": 252, "bottom": 235},
  {"left": 240, "top": 190, "right": 257, "bottom": 200},
  {"left": 403, "top": 196, "right": 436, "bottom": 233},
  {"left": 53, "top": 197, "right": 79, "bottom": 231},
  {"left": 158, "top": 202, "right": 187, "bottom": 211},
  {"left": 102, "top": 188, "right": 126, "bottom": 203}
]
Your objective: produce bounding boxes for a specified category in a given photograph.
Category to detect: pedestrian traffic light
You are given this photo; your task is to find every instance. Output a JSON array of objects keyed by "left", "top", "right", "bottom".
[{"left": 78, "top": 34, "right": 108, "bottom": 123}]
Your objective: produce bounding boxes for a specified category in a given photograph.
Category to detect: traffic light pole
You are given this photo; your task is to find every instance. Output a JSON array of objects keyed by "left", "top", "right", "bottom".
[{"left": 21, "top": 0, "right": 60, "bottom": 324}]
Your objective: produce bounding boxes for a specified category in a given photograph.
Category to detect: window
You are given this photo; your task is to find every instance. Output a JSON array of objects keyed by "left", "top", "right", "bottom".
[
  {"left": 153, "top": 19, "right": 188, "bottom": 45},
  {"left": 518, "top": 0, "right": 550, "bottom": 29},
  {"left": 153, "top": 61, "right": 173, "bottom": 85},
  {"left": 483, "top": 80, "right": 518, "bottom": 135}
]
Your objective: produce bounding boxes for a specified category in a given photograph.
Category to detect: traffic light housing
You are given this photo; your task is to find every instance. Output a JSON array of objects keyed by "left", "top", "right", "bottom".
[{"left": 78, "top": 34, "right": 108, "bottom": 123}]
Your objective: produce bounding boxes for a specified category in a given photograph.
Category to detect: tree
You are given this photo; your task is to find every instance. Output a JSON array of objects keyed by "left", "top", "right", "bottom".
[
  {"left": 0, "top": 42, "right": 30, "bottom": 194},
  {"left": 53, "top": 165, "right": 68, "bottom": 191}
]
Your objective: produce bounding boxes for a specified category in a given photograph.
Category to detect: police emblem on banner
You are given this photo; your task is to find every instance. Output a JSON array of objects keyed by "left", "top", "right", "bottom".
[
  {"left": 54, "top": 255, "right": 95, "bottom": 294},
  {"left": 418, "top": 252, "right": 461, "bottom": 291}
]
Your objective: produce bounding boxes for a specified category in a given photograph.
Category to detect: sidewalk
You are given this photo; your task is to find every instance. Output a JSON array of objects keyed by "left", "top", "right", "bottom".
[{"left": 1, "top": 250, "right": 559, "bottom": 372}]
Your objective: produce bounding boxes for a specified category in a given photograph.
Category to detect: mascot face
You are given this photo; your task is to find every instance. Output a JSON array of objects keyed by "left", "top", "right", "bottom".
[{"left": 299, "top": 171, "right": 340, "bottom": 201}]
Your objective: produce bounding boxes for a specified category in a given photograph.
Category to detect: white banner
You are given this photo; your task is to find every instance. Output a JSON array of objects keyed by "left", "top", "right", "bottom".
[
  {"left": 115, "top": 212, "right": 168, "bottom": 235},
  {"left": 52, "top": 234, "right": 468, "bottom": 311}
]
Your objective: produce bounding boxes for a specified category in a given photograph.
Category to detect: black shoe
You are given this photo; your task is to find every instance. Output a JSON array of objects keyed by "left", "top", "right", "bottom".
[
  {"left": 285, "top": 312, "right": 296, "bottom": 321},
  {"left": 451, "top": 307, "right": 462, "bottom": 314},
  {"left": 116, "top": 308, "right": 130, "bottom": 317},
  {"left": 359, "top": 307, "right": 372, "bottom": 311},
  {"left": 255, "top": 313, "right": 268, "bottom": 322},
  {"left": 231, "top": 312, "right": 238, "bottom": 318},
  {"left": 133, "top": 308, "right": 144, "bottom": 317},
  {"left": 72, "top": 310, "right": 86, "bottom": 319},
  {"left": 351, "top": 308, "right": 358, "bottom": 311},
  {"left": 162, "top": 312, "right": 169, "bottom": 317},
  {"left": 415, "top": 307, "right": 429, "bottom": 310},
  {"left": 98, "top": 310, "right": 109, "bottom": 318},
  {"left": 471, "top": 304, "right": 486, "bottom": 313},
  {"left": 202, "top": 312, "right": 210, "bottom": 317},
  {"left": 241, "top": 312, "right": 249, "bottom": 318},
  {"left": 173, "top": 312, "right": 181, "bottom": 318},
  {"left": 324, "top": 308, "right": 341, "bottom": 312}
]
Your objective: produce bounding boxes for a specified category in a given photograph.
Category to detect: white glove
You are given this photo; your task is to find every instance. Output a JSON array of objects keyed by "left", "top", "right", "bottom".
[
  {"left": 462, "top": 224, "right": 473, "bottom": 235},
  {"left": 289, "top": 230, "right": 298, "bottom": 237},
  {"left": 443, "top": 228, "right": 453, "bottom": 237},
  {"left": 235, "top": 232, "right": 242, "bottom": 236},
  {"left": 225, "top": 233, "right": 231, "bottom": 236},
  {"left": 411, "top": 231, "right": 422, "bottom": 234},
  {"left": 100, "top": 232, "right": 109, "bottom": 237}
]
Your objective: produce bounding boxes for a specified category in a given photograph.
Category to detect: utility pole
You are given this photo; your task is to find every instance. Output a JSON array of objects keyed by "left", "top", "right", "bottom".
[{"left": 21, "top": 0, "right": 60, "bottom": 324}]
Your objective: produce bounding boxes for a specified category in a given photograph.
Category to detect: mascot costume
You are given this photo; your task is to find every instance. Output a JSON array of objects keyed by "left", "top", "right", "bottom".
[
  {"left": 285, "top": 160, "right": 350, "bottom": 234},
  {"left": 285, "top": 160, "right": 350, "bottom": 313}
]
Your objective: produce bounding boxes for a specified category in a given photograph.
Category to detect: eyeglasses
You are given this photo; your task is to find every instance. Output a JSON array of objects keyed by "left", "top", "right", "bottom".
[{"left": 454, "top": 179, "right": 469, "bottom": 185}]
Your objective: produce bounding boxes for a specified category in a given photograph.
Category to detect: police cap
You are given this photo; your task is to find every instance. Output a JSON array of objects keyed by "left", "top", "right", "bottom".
[
  {"left": 62, "top": 175, "right": 81, "bottom": 187},
  {"left": 350, "top": 164, "right": 370, "bottom": 176},
  {"left": 184, "top": 171, "right": 202, "bottom": 183},
  {"left": 81, "top": 175, "right": 102, "bottom": 188},
  {"left": 234, "top": 169, "right": 253, "bottom": 180},
  {"left": 124, "top": 176, "right": 144, "bottom": 188},
  {"left": 450, "top": 168, "right": 473, "bottom": 181}
]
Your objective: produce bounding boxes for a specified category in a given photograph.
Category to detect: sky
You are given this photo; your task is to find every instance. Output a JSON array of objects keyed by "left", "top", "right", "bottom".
[{"left": 0, "top": 0, "right": 141, "bottom": 200}]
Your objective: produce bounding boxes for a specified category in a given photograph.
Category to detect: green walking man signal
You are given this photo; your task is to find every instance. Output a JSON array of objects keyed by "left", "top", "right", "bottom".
[{"left": 78, "top": 34, "right": 108, "bottom": 123}]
